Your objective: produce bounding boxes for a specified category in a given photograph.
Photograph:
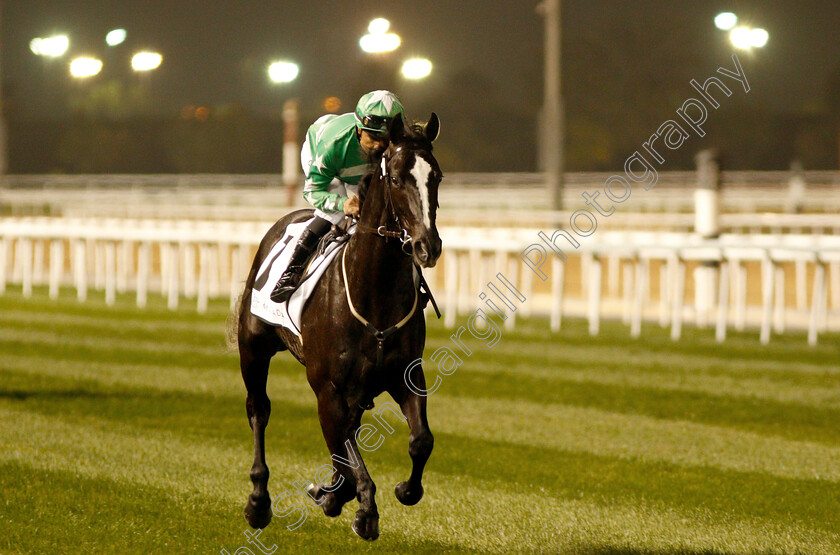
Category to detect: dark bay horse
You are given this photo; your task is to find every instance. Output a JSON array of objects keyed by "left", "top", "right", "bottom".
[{"left": 236, "top": 113, "right": 442, "bottom": 540}]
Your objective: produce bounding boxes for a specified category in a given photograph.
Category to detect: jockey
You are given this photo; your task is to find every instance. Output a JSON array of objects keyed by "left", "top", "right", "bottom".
[{"left": 270, "top": 90, "right": 406, "bottom": 303}]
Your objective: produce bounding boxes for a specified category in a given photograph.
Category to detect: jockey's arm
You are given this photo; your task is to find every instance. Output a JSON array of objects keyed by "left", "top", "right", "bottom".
[
  {"left": 302, "top": 152, "right": 348, "bottom": 213},
  {"left": 303, "top": 181, "right": 347, "bottom": 213}
]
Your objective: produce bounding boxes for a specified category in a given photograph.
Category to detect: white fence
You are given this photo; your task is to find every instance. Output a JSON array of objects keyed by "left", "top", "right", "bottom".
[
  {"left": 437, "top": 227, "right": 840, "bottom": 346},
  {"left": 2, "top": 217, "right": 839, "bottom": 345},
  {"left": 0, "top": 218, "right": 264, "bottom": 313}
]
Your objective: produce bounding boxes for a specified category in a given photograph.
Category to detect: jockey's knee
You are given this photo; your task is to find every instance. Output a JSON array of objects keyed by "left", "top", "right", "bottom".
[{"left": 308, "top": 216, "right": 333, "bottom": 235}]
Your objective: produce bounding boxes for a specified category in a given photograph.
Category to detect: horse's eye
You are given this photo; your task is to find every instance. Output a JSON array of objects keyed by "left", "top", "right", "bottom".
[{"left": 390, "top": 175, "right": 399, "bottom": 187}]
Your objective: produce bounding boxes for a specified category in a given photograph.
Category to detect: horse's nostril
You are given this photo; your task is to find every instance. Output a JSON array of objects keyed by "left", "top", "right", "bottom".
[{"left": 414, "top": 241, "right": 429, "bottom": 261}]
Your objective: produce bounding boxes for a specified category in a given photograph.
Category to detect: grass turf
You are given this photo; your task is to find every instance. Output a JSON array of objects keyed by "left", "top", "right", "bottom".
[{"left": 0, "top": 286, "right": 838, "bottom": 554}]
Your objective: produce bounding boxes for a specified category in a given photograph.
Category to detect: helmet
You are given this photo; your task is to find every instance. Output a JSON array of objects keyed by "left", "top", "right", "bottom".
[{"left": 355, "top": 90, "right": 405, "bottom": 135}]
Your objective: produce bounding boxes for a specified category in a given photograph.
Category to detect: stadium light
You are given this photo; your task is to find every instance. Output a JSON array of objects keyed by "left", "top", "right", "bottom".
[
  {"left": 717, "top": 13, "right": 769, "bottom": 51},
  {"left": 132, "top": 52, "right": 163, "bottom": 71},
  {"left": 360, "top": 18, "right": 401, "bottom": 53},
  {"left": 106, "top": 29, "right": 127, "bottom": 47},
  {"left": 729, "top": 27, "right": 753, "bottom": 49},
  {"left": 730, "top": 26, "right": 768, "bottom": 50},
  {"left": 750, "top": 28, "right": 769, "bottom": 48},
  {"left": 368, "top": 18, "right": 390, "bottom": 35},
  {"left": 268, "top": 61, "right": 299, "bottom": 83},
  {"left": 714, "top": 12, "right": 738, "bottom": 31},
  {"left": 30, "top": 35, "right": 70, "bottom": 57},
  {"left": 69, "top": 57, "right": 103, "bottom": 78},
  {"left": 401, "top": 58, "right": 432, "bottom": 79}
]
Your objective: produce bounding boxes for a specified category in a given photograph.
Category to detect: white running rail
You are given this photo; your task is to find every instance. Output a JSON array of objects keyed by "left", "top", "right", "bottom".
[{"left": 2, "top": 217, "right": 839, "bottom": 345}]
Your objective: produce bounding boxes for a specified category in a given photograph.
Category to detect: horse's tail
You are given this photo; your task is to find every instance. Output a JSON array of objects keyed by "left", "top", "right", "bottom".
[{"left": 224, "top": 292, "right": 244, "bottom": 352}]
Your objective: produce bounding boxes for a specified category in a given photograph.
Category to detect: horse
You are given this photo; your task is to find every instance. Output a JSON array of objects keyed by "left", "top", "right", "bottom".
[{"left": 235, "top": 113, "right": 443, "bottom": 540}]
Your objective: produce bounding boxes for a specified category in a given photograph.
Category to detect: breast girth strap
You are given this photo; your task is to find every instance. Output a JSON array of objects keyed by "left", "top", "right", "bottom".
[{"left": 340, "top": 245, "right": 418, "bottom": 370}]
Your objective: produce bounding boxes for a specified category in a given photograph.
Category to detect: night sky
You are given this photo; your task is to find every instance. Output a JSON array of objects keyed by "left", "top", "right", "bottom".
[{"left": 3, "top": 1, "right": 840, "bottom": 170}]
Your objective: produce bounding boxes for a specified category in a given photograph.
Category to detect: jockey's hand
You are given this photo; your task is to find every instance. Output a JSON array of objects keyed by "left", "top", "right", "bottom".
[{"left": 343, "top": 195, "right": 360, "bottom": 219}]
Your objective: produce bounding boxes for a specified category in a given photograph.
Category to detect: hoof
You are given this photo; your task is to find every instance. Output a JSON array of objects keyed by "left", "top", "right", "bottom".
[
  {"left": 395, "top": 481, "right": 424, "bottom": 506},
  {"left": 351, "top": 509, "right": 380, "bottom": 541},
  {"left": 305, "top": 483, "right": 342, "bottom": 517},
  {"left": 244, "top": 494, "right": 273, "bottom": 529},
  {"left": 322, "top": 495, "right": 343, "bottom": 517}
]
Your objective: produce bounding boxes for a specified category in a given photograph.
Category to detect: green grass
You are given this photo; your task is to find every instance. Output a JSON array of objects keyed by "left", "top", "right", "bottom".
[{"left": 0, "top": 286, "right": 839, "bottom": 554}]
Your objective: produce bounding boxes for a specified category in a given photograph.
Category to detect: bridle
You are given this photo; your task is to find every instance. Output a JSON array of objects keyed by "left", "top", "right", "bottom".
[{"left": 354, "top": 148, "right": 414, "bottom": 256}]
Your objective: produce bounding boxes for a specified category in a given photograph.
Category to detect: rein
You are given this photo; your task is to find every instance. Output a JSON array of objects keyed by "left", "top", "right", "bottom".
[
  {"left": 340, "top": 245, "right": 418, "bottom": 369},
  {"left": 354, "top": 222, "right": 409, "bottom": 241},
  {"left": 341, "top": 146, "right": 442, "bottom": 371}
]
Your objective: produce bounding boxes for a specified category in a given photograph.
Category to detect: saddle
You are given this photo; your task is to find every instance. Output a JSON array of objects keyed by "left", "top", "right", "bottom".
[
  {"left": 250, "top": 218, "right": 353, "bottom": 336},
  {"left": 250, "top": 217, "right": 440, "bottom": 338}
]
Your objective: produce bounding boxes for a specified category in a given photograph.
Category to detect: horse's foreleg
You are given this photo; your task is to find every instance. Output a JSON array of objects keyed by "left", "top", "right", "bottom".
[
  {"left": 346, "top": 417, "right": 380, "bottom": 541},
  {"left": 311, "top": 391, "right": 356, "bottom": 517},
  {"left": 392, "top": 375, "right": 434, "bottom": 506},
  {"left": 241, "top": 349, "right": 273, "bottom": 529},
  {"left": 315, "top": 390, "right": 379, "bottom": 541}
]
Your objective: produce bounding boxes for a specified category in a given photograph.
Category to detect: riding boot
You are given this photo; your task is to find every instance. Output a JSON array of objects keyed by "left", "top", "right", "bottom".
[{"left": 270, "top": 218, "right": 332, "bottom": 303}]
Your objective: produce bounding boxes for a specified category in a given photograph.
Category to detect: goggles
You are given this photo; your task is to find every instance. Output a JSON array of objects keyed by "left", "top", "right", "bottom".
[{"left": 360, "top": 114, "right": 390, "bottom": 131}]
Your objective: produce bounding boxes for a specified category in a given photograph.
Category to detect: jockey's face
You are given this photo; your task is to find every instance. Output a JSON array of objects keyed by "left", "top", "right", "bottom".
[{"left": 358, "top": 129, "right": 389, "bottom": 157}]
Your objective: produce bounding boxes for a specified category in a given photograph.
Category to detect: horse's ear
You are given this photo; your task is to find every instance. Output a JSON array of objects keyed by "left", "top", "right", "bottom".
[
  {"left": 424, "top": 112, "right": 440, "bottom": 142},
  {"left": 388, "top": 112, "right": 406, "bottom": 141}
]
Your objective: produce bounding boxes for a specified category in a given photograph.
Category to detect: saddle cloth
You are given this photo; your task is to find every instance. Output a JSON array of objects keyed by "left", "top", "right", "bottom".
[{"left": 250, "top": 218, "right": 354, "bottom": 336}]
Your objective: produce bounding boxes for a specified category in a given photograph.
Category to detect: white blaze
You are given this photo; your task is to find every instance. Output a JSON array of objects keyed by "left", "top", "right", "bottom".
[{"left": 410, "top": 156, "right": 433, "bottom": 228}]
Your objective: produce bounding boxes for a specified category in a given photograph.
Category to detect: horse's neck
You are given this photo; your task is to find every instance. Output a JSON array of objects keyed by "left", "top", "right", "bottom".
[{"left": 345, "top": 183, "right": 415, "bottom": 314}]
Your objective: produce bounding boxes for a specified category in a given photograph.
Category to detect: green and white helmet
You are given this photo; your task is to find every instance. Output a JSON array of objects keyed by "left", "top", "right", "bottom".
[{"left": 355, "top": 90, "right": 405, "bottom": 135}]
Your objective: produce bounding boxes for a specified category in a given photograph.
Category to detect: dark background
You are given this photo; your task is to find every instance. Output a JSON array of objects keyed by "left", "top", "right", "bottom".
[{"left": 3, "top": 0, "right": 840, "bottom": 173}]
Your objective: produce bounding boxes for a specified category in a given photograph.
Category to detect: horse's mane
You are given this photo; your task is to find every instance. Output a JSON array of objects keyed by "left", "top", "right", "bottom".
[
  {"left": 358, "top": 120, "right": 433, "bottom": 210},
  {"left": 401, "top": 121, "right": 435, "bottom": 151}
]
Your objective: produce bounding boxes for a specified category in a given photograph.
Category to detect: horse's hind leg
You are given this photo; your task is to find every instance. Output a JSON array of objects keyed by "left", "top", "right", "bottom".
[
  {"left": 315, "top": 389, "right": 380, "bottom": 540},
  {"left": 241, "top": 345, "right": 274, "bottom": 529},
  {"left": 391, "top": 377, "right": 434, "bottom": 506}
]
